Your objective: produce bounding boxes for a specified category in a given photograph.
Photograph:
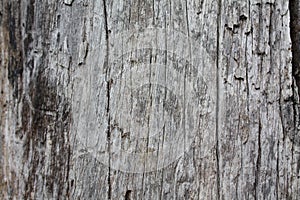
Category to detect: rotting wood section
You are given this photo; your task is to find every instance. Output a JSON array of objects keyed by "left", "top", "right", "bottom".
[{"left": 0, "top": 0, "right": 300, "bottom": 199}]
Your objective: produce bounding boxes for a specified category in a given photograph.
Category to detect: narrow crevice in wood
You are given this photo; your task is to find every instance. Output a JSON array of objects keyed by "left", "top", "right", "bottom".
[
  {"left": 106, "top": 78, "right": 112, "bottom": 200},
  {"left": 290, "top": 0, "right": 300, "bottom": 92},
  {"left": 290, "top": 0, "right": 300, "bottom": 148},
  {"left": 103, "top": 0, "right": 112, "bottom": 199},
  {"left": 125, "top": 190, "right": 132, "bottom": 200},
  {"left": 216, "top": 0, "right": 222, "bottom": 199},
  {"left": 254, "top": 120, "right": 262, "bottom": 200}
]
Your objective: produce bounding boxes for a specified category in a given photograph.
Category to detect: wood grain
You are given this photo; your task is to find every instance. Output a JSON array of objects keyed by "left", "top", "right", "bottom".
[{"left": 0, "top": 0, "right": 299, "bottom": 199}]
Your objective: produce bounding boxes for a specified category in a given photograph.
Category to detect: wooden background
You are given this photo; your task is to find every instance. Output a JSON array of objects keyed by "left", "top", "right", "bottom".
[{"left": 1, "top": 0, "right": 300, "bottom": 199}]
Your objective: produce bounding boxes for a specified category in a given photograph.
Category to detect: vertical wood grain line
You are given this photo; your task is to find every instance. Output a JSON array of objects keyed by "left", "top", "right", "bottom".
[
  {"left": 216, "top": 0, "right": 222, "bottom": 199},
  {"left": 102, "top": 0, "right": 111, "bottom": 199}
]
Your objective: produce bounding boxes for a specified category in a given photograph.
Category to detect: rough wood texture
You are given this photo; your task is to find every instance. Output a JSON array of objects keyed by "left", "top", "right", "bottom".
[{"left": 0, "top": 0, "right": 299, "bottom": 199}]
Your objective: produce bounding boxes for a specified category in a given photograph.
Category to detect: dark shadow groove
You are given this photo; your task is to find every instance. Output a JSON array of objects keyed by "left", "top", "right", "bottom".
[
  {"left": 216, "top": 0, "right": 222, "bottom": 199},
  {"left": 290, "top": 0, "right": 300, "bottom": 91}
]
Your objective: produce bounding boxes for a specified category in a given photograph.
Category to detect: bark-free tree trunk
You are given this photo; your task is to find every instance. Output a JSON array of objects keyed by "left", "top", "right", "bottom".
[{"left": 1, "top": 0, "right": 299, "bottom": 199}]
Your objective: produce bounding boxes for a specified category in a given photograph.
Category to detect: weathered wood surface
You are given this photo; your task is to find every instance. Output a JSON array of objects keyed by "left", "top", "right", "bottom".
[{"left": 0, "top": 0, "right": 299, "bottom": 199}]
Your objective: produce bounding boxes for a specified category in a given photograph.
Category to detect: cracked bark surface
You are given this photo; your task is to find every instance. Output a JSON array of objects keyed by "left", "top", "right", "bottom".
[{"left": 0, "top": 0, "right": 300, "bottom": 199}]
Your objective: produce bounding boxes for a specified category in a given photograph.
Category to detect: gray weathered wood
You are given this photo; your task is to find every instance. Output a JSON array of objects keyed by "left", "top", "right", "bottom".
[{"left": 0, "top": 0, "right": 299, "bottom": 199}]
